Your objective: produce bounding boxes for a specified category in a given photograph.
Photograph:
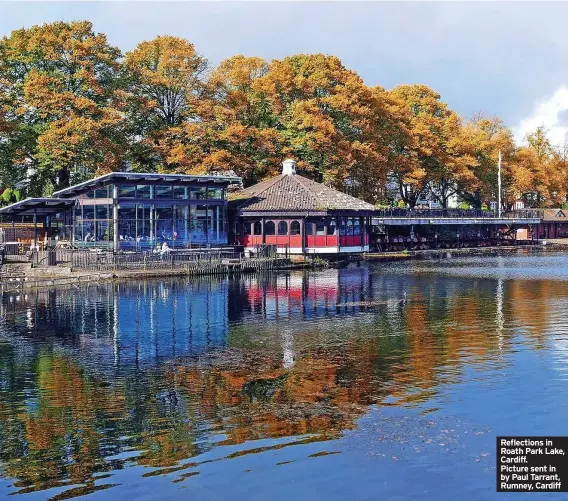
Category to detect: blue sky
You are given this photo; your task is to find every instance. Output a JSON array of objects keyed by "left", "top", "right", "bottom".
[{"left": 2, "top": 1, "right": 568, "bottom": 145}]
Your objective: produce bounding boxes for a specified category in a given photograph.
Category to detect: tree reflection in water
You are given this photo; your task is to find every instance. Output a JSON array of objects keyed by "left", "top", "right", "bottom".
[{"left": 0, "top": 263, "right": 563, "bottom": 497}]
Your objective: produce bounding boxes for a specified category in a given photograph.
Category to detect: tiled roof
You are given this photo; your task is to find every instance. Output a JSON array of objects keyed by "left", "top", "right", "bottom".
[
  {"left": 230, "top": 174, "right": 375, "bottom": 212},
  {"left": 542, "top": 209, "right": 568, "bottom": 221}
]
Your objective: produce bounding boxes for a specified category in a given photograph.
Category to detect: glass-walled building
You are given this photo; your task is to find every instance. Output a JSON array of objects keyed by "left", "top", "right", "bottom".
[{"left": 0, "top": 172, "right": 241, "bottom": 251}]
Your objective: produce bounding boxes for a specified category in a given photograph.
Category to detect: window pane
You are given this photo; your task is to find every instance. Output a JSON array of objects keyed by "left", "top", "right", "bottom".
[
  {"left": 253, "top": 221, "right": 262, "bottom": 235},
  {"left": 118, "top": 185, "right": 136, "bottom": 198},
  {"left": 316, "top": 221, "right": 325, "bottom": 235},
  {"left": 290, "top": 221, "right": 301, "bottom": 235},
  {"left": 208, "top": 187, "right": 223, "bottom": 199},
  {"left": 328, "top": 219, "right": 336, "bottom": 235},
  {"left": 265, "top": 221, "right": 275, "bottom": 235},
  {"left": 137, "top": 185, "right": 151, "bottom": 198},
  {"left": 278, "top": 221, "right": 288, "bottom": 235},
  {"left": 190, "top": 187, "right": 207, "bottom": 199},
  {"left": 94, "top": 187, "right": 109, "bottom": 198},
  {"left": 155, "top": 186, "right": 173, "bottom": 199},
  {"left": 118, "top": 206, "right": 136, "bottom": 219},
  {"left": 243, "top": 222, "right": 251, "bottom": 235},
  {"left": 173, "top": 187, "right": 186, "bottom": 199},
  {"left": 347, "top": 218, "right": 354, "bottom": 235},
  {"left": 353, "top": 218, "right": 361, "bottom": 235},
  {"left": 96, "top": 205, "right": 109, "bottom": 219},
  {"left": 305, "top": 222, "right": 315, "bottom": 235},
  {"left": 82, "top": 206, "right": 95, "bottom": 220}
]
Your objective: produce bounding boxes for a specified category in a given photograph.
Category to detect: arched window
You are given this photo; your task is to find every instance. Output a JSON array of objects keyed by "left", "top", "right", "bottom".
[
  {"left": 353, "top": 218, "right": 361, "bottom": 235},
  {"left": 290, "top": 220, "right": 301, "bottom": 235},
  {"left": 278, "top": 221, "right": 288, "bottom": 235},
  {"left": 316, "top": 220, "right": 325, "bottom": 235},
  {"left": 265, "top": 221, "right": 275, "bottom": 235},
  {"left": 339, "top": 217, "right": 346, "bottom": 235},
  {"left": 305, "top": 222, "right": 315, "bottom": 235},
  {"left": 347, "top": 218, "right": 354, "bottom": 235},
  {"left": 327, "top": 219, "right": 336, "bottom": 235},
  {"left": 243, "top": 222, "right": 251, "bottom": 235},
  {"left": 253, "top": 221, "right": 262, "bottom": 235}
]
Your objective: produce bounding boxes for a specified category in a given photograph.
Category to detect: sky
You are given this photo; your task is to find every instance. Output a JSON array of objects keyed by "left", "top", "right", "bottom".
[{"left": 1, "top": 1, "right": 568, "bottom": 146}]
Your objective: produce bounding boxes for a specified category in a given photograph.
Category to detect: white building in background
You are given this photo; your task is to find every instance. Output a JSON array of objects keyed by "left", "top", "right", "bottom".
[{"left": 386, "top": 176, "right": 459, "bottom": 208}]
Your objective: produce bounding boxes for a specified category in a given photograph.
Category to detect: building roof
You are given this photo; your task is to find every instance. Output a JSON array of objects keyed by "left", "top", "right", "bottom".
[
  {"left": 542, "top": 209, "right": 568, "bottom": 221},
  {"left": 230, "top": 174, "right": 376, "bottom": 214},
  {"left": 53, "top": 171, "right": 242, "bottom": 198},
  {"left": 0, "top": 198, "right": 76, "bottom": 217}
]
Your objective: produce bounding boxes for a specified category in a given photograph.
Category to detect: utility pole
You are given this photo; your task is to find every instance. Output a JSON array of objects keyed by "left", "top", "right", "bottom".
[{"left": 498, "top": 150, "right": 502, "bottom": 218}]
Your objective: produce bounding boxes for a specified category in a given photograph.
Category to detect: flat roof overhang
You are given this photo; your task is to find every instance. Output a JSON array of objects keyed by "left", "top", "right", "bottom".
[
  {"left": 53, "top": 171, "right": 242, "bottom": 198},
  {"left": 0, "top": 198, "right": 76, "bottom": 218}
]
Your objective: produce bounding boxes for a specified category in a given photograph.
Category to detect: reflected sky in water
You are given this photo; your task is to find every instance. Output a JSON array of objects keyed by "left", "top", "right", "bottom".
[{"left": 1, "top": 249, "right": 568, "bottom": 500}]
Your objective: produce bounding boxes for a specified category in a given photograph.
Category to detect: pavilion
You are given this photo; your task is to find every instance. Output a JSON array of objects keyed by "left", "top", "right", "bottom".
[
  {"left": 0, "top": 171, "right": 241, "bottom": 251},
  {"left": 229, "top": 159, "right": 376, "bottom": 254}
]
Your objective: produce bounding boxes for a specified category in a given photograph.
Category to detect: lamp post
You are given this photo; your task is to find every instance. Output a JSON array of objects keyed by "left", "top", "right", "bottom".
[{"left": 498, "top": 150, "right": 502, "bottom": 218}]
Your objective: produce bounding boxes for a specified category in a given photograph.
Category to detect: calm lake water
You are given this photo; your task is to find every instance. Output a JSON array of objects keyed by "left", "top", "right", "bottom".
[{"left": 1, "top": 249, "right": 568, "bottom": 501}]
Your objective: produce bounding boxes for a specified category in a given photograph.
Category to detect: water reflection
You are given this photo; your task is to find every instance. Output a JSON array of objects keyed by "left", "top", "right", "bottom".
[{"left": 1, "top": 256, "right": 568, "bottom": 499}]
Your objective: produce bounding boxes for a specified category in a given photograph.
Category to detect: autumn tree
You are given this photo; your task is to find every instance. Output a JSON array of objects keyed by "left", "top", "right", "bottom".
[
  {"left": 252, "top": 54, "right": 394, "bottom": 202},
  {"left": 0, "top": 21, "right": 126, "bottom": 194},
  {"left": 509, "top": 127, "right": 566, "bottom": 207},
  {"left": 387, "top": 84, "right": 476, "bottom": 208},
  {"left": 124, "top": 35, "right": 209, "bottom": 171},
  {"left": 456, "top": 115, "right": 516, "bottom": 208}
]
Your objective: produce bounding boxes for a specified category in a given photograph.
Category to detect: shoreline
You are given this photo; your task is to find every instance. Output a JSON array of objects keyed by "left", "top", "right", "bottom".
[{"left": 2, "top": 243, "right": 565, "bottom": 290}]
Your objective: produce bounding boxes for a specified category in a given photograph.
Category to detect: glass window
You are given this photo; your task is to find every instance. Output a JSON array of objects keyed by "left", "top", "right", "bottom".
[
  {"left": 118, "top": 185, "right": 136, "bottom": 198},
  {"left": 354, "top": 218, "right": 361, "bottom": 235},
  {"left": 155, "top": 186, "right": 173, "bottom": 199},
  {"left": 316, "top": 221, "right": 325, "bottom": 235},
  {"left": 190, "top": 187, "right": 207, "bottom": 200},
  {"left": 137, "top": 185, "right": 151, "bottom": 199},
  {"left": 173, "top": 187, "right": 186, "bottom": 200},
  {"left": 328, "top": 219, "right": 336, "bottom": 235},
  {"left": 96, "top": 205, "right": 109, "bottom": 220},
  {"left": 253, "top": 221, "right": 262, "bottom": 235},
  {"left": 340, "top": 217, "right": 346, "bottom": 235},
  {"left": 278, "top": 221, "right": 288, "bottom": 235},
  {"left": 193, "top": 205, "right": 208, "bottom": 243},
  {"left": 82, "top": 205, "right": 95, "bottom": 220},
  {"left": 305, "top": 222, "right": 315, "bottom": 236},
  {"left": 243, "top": 222, "right": 251, "bottom": 235},
  {"left": 94, "top": 187, "right": 109, "bottom": 198},
  {"left": 118, "top": 206, "right": 136, "bottom": 220},
  {"left": 347, "top": 218, "right": 354, "bottom": 235},
  {"left": 265, "top": 221, "right": 275, "bottom": 235},
  {"left": 208, "top": 187, "right": 223, "bottom": 199},
  {"left": 290, "top": 220, "right": 301, "bottom": 235}
]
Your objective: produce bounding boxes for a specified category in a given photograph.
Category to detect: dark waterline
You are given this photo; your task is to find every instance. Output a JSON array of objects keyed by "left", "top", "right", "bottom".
[{"left": 1, "top": 249, "right": 568, "bottom": 500}]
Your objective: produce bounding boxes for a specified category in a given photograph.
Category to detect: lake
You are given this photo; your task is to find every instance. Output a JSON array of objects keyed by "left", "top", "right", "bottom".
[{"left": 1, "top": 248, "right": 568, "bottom": 500}]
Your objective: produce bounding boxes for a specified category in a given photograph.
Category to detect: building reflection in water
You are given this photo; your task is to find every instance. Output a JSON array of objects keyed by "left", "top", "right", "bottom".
[{"left": 0, "top": 264, "right": 565, "bottom": 498}]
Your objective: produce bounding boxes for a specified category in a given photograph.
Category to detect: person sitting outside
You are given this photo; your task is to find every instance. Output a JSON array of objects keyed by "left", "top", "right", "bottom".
[{"left": 160, "top": 241, "right": 171, "bottom": 259}]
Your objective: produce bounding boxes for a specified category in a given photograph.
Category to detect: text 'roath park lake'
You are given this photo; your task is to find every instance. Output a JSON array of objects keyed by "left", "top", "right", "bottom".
[{"left": 1, "top": 249, "right": 568, "bottom": 501}]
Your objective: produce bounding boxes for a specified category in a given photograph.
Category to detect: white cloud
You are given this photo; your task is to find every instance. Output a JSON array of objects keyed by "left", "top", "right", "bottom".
[{"left": 514, "top": 87, "right": 568, "bottom": 147}]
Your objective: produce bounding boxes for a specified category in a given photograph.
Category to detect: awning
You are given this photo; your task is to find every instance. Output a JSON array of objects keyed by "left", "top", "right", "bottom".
[{"left": 0, "top": 198, "right": 76, "bottom": 217}]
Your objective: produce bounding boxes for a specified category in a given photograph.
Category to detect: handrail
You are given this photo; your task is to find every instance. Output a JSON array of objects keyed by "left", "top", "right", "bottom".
[{"left": 373, "top": 208, "right": 543, "bottom": 219}]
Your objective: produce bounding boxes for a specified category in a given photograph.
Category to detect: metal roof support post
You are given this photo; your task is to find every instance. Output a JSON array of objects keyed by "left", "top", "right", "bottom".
[
  {"left": 33, "top": 208, "right": 37, "bottom": 251},
  {"left": 112, "top": 184, "right": 119, "bottom": 252}
]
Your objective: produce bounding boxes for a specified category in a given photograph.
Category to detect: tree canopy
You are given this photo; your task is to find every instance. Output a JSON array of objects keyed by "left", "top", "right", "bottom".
[{"left": 0, "top": 20, "right": 566, "bottom": 208}]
